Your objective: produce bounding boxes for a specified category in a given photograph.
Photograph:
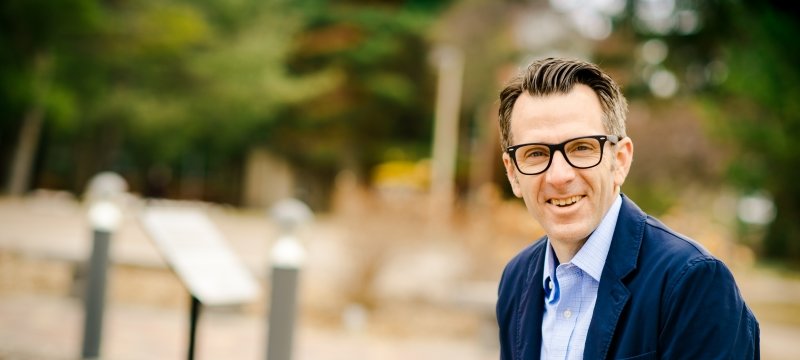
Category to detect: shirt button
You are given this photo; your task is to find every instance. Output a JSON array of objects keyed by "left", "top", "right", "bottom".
[
  {"left": 563, "top": 309, "right": 572, "bottom": 319},
  {"left": 548, "top": 281, "right": 554, "bottom": 290}
]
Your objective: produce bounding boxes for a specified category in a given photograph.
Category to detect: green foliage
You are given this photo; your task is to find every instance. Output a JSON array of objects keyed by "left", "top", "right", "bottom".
[
  {"left": 0, "top": 0, "right": 104, "bottom": 186},
  {"left": 282, "top": 2, "right": 438, "bottom": 178},
  {"left": 89, "top": 0, "right": 341, "bottom": 200},
  {"left": 1, "top": 0, "right": 445, "bottom": 205},
  {"left": 693, "top": 2, "right": 800, "bottom": 260}
]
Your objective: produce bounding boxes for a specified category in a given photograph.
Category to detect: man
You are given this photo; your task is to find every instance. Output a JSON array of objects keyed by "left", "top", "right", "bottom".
[{"left": 495, "top": 57, "right": 759, "bottom": 359}]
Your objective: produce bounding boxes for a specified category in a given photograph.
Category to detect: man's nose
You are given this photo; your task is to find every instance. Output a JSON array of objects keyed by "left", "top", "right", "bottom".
[{"left": 545, "top": 150, "right": 576, "bottom": 185}]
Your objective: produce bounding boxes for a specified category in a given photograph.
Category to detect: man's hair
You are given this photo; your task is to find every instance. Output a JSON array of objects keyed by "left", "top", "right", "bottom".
[{"left": 498, "top": 57, "right": 628, "bottom": 149}]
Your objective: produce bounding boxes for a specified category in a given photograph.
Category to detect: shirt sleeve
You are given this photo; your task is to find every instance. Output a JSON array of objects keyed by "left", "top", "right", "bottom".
[{"left": 659, "top": 257, "right": 760, "bottom": 359}]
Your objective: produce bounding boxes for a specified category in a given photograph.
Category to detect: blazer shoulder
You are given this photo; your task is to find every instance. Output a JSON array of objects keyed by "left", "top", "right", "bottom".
[{"left": 643, "top": 215, "right": 714, "bottom": 261}]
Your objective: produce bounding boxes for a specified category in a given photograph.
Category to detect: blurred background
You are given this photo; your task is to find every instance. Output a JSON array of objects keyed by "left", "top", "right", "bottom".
[{"left": 1, "top": 0, "right": 799, "bottom": 358}]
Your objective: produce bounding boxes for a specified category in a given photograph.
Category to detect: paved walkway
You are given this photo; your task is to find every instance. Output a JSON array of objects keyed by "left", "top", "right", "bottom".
[
  {"left": 0, "top": 195, "right": 498, "bottom": 359},
  {"left": 0, "top": 293, "right": 496, "bottom": 360},
  {"left": 2, "top": 195, "right": 800, "bottom": 359}
]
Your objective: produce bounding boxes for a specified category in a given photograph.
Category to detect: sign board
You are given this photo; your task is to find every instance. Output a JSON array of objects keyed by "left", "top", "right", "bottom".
[{"left": 141, "top": 207, "right": 260, "bottom": 306}]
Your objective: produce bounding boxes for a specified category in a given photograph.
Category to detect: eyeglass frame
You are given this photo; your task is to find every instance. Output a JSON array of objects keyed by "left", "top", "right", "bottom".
[{"left": 505, "top": 135, "right": 624, "bottom": 175}]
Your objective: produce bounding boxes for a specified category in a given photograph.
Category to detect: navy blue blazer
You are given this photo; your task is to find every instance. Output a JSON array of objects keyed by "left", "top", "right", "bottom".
[{"left": 497, "top": 195, "right": 760, "bottom": 359}]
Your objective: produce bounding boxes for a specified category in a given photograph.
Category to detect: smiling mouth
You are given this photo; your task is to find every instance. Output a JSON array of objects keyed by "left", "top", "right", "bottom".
[{"left": 547, "top": 195, "right": 584, "bottom": 207}]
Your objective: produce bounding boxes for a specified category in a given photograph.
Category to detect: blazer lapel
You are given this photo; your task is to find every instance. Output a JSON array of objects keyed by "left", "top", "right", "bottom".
[
  {"left": 584, "top": 195, "right": 647, "bottom": 359},
  {"left": 517, "top": 242, "right": 546, "bottom": 360}
]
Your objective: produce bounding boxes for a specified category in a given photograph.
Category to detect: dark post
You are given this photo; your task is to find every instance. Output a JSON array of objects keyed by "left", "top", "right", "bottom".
[
  {"left": 266, "top": 199, "right": 313, "bottom": 360},
  {"left": 80, "top": 172, "right": 126, "bottom": 359},
  {"left": 267, "top": 266, "right": 300, "bottom": 360},
  {"left": 188, "top": 295, "right": 201, "bottom": 360},
  {"left": 82, "top": 228, "right": 111, "bottom": 359},
  {"left": 81, "top": 199, "right": 122, "bottom": 360}
]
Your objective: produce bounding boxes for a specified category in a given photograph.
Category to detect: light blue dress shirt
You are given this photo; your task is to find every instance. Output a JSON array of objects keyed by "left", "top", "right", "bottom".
[{"left": 540, "top": 195, "right": 622, "bottom": 359}]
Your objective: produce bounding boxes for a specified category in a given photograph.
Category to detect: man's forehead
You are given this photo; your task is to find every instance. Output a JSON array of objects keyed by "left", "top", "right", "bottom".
[{"left": 509, "top": 87, "right": 605, "bottom": 139}]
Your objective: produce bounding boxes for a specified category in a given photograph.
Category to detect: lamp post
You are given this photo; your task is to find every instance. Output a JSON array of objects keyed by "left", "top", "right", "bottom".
[
  {"left": 266, "top": 199, "right": 313, "bottom": 360},
  {"left": 82, "top": 199, "right": 122, "bottom": 359},
  {"left": 81, "top": 171, "right": 126, "bottom": 360}
]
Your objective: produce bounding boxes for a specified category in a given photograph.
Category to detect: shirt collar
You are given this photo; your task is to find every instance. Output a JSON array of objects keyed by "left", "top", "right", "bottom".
[
  {"left": 542, "top": 194, "right": 623, "bottom": 291},
  {"left": 543, "top": 240, "right": 557, "bottom": 300}
]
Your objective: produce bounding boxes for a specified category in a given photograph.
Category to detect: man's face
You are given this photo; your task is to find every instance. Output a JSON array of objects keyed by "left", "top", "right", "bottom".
[{"left": 502, "top": 84, "right": 633, "bottom": 254}]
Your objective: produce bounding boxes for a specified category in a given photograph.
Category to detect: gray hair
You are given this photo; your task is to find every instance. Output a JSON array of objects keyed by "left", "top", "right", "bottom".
[{"left": 498, "top": 57, "right": 628, "bottom": 149}]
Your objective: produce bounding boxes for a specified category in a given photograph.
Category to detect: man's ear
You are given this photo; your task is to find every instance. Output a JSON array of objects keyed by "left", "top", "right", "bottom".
[
  {"left": 502, "top": 153, "right": 523, "bottom": 198},
  {"left": 613, "top": 137, "right": 634, "bottom": 189}
]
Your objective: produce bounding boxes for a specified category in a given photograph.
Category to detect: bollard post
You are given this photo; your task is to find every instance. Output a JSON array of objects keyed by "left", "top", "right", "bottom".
[
  {"left": 267, "top": 199, "right": 313, "bottom": 360},
  {"left": 267, "top": 236, "right": 304, "bottom": 360},
  {"left": 82, "top": 200, "right": 122, "bottom": 360}
]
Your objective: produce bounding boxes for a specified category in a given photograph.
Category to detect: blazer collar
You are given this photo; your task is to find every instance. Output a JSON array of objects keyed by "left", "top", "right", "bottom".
[
  {"left": 602, "top": 194, "right": 646, "bottom": 280},
  {"left": 584, "top": 194, "right": 647, "bottom": 358},
  {"left": 517, "top": 239, "right": 546, "bottom": 359}
]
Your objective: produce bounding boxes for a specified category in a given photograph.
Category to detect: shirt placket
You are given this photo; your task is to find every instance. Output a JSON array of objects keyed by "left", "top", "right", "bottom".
[{"left": 552, "top": 264, "right": 583, "bottom": 358}]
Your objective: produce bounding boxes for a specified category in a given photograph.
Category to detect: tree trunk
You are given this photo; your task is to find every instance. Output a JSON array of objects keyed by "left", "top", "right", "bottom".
[
  {"left": 7, "top": 106, "right": 45, "bottom": 196},
  {"left": 6, "top": 53, "right": 51, "bottom": 196}
]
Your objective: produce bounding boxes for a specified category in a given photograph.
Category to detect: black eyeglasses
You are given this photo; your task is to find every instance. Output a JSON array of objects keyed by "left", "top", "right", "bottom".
[{"left": 506, "top": 135, "right": 623, "bottom": 175}]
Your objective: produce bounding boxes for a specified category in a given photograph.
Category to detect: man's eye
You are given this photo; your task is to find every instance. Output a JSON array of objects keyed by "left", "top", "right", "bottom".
[
  {"left": 522, "top": 148, "right": 548, "bottom": 159},
  {"left": 569, "top": 142, "right": 597, "bottom": 153}
]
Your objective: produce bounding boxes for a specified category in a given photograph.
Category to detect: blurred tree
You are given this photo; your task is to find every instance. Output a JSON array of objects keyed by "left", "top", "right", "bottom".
[
  {"left": 281, "top": 0, "right": 448, "bottom": 203},
  {"left": 704, "top": 1, "right": 800, "bottom": 261},
  {"left": 429, "top": 0, "right": 519, "bottom": 200},
  {"left": 0, "top": 0, "right": 102, "bottom": 195},
  {"left": 1, "top": 0, "right": 329, "bottom": 201},
  {"left": 1, "top": 0, "right": 451, "bottom": 207},
  {"left": 614, "top": 0, "right": 800, "bottom": 261},
  {"left": 104, "top": 0, "right": 338, "bottom": 202}
]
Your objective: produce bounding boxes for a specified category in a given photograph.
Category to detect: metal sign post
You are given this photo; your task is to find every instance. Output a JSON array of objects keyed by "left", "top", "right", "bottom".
[
  {"left": 141, "top": 207, "right": 260, "bottom": 360},
  {"left": 188, "top": 295, "right": 201, "bottom": 360}
]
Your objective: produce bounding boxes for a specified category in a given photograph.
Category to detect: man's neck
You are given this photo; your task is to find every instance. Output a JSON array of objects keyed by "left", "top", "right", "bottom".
[{"left": 551, "top": 237, "right": 588, "bottom": 264}]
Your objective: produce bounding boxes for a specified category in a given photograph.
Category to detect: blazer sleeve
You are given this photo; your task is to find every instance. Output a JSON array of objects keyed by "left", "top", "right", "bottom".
[{"left": 659, "top": 257, "right": 760, "bottom": 359}]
